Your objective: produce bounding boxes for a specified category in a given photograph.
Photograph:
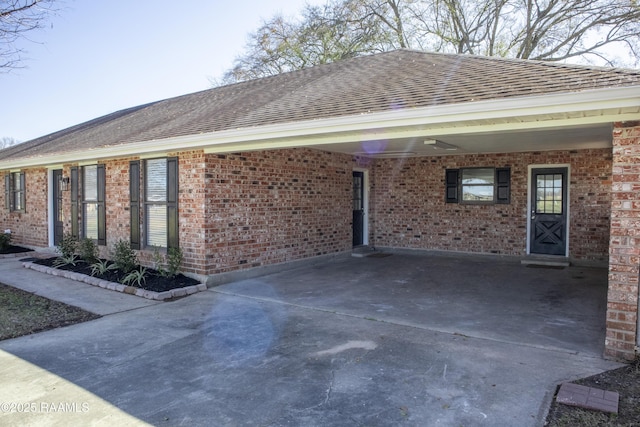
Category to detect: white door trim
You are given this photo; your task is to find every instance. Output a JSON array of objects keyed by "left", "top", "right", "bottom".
[
  {"left": 526, "top": 164, "right": 571, "bottom": 257},
  {"left": 353, "top": 168, "right": 369, "bottom": 246}
]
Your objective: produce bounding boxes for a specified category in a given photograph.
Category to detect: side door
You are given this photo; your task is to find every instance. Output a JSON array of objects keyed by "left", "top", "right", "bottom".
[
  {"left": 352, "top": 171, "right": 364, "bottom": 247},
  {"left": 530, "top": 167, "right": 568, "bottom": 256},
  {"left": 52, "top": 169, "right": 64, "bottom": 246}
]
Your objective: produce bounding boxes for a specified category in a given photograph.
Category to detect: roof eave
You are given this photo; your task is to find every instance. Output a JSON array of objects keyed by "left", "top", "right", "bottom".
[{"left": 2, "top": 85, "right": 639, "bottom": 169}]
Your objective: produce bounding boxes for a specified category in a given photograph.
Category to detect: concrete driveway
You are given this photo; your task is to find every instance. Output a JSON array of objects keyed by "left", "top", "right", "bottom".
[{"left": 0, "top": 253, "right": 619, "bottom": 426}]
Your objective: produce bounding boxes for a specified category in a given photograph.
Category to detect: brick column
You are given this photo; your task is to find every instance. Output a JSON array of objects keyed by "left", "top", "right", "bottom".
[{"left": 606, "top": 121, "right": 640, "bottom": 361}]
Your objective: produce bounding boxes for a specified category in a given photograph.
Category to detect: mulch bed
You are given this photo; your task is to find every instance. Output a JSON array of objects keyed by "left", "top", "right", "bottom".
[
  {"left": 32, "top": 258, "right": 200, "bottom": 293},
  {"left": 544, "top": 358, "right": 640, "bottom": 426},
  {"left": 0, "top": 245, "right": 33, "bottom": 255}
]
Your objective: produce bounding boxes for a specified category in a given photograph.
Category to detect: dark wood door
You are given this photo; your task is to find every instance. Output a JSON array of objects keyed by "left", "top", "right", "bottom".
[
  {"left": 352, "top": 171, "right": 364, "bottom": 247},
  {"left": 530, "top": 168, "right": 568, "bottom": 256},
  {"left": 52, "top": 169, "right": 64, "bottom": 246}
]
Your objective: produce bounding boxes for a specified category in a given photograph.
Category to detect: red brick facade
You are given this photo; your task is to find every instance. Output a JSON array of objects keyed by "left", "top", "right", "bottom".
[
  {"left": 1, "top": 144, "right": 636, "bottom": 360},
  {"left": 370, "top": 149, "right": 612, "bottom": 263},
  {"left": 202, "top": 149, "right": 353, "bottom": 275},
  {"left": 0, "top": 167, "right": 49, "bottom": 247},
  {"left": 606, "top": 122, "right": 640, "bottom": 360}
]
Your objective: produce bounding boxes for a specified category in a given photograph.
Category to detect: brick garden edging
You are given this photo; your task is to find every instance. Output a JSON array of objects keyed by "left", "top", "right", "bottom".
[{"left": 22, "top": 261, "right": 207, "bottom": 301}]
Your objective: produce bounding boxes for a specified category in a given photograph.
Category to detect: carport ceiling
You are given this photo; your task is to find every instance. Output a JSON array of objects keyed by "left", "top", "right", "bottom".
[{"left": 308, "top": 123, "right": 613, "bottom": 158}]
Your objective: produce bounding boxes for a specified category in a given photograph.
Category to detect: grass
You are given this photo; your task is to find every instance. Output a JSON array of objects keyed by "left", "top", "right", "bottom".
[{"left": 0, "top": 283, "right": 100, "bottom": 340}]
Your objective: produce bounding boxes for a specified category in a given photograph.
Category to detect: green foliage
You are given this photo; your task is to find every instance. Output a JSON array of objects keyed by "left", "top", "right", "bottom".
[
  {"left": 121, "top": 267, "right": 147, "bottom": 288},
  {"left": 90, "top": 259, "right": 117, "bottom": 277},
  {"left": 53, "top": 253, "right": 78, "bottom": 269},
  {"left": 77, "top": 238, "right": 99, "bottom": 264},
  {"left": 56, "top": 233, "right": 77, "bottom": 259},
  {"left": 112, "top": 240, "right": 137, "bottom": 274},
  {"left": 0, "top": 232, "right": 11, "bottom": 251},
  {"left": 153, "top": 247, "right": 183, "bottom": 278},
  {"left": 166, "top": 247, "right": 183, "bottom": 278}
]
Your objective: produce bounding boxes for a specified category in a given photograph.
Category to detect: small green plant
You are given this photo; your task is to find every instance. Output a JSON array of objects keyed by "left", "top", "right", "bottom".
[
  {"left": 53, "top": 253, "right": 78, "bottom": 269},
  {"left": 112, "top": 239, "right": 137, "bottom": 274},
  {"left": 153, "top": 247, "right": 183, "bottom": 278},
  {"left": 77, "top": 238, "right": 99, "bottom": 264},
  {"left": 90, "top": 259, "right": 117, "bottom": 277},
  {"left": 121, "top": 267, "right": 147, "bottom": 288},
  {"left": 152, "top": 248, "right": 167, "bottom": 277},
  {"left": 166, "top": 247, "right": 183, "bottom": 278},
  {"left": 56, "top": 233, "right": 77, "bottom": 259},
  {"left": 0, "top": 232, "right": 11, "bottom": 251}
]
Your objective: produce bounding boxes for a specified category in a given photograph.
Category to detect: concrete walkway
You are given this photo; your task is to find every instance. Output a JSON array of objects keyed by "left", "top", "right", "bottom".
[{"left": 0, "top": 253, "right": 621, "bottom": 426}]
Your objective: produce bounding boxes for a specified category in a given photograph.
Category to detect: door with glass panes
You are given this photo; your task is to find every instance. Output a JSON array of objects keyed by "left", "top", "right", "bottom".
[{"left": 530, "top": 167, "right": 568, "bottom": 256}]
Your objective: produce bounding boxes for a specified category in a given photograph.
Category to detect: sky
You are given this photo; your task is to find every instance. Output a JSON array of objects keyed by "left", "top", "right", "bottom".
[{"left": 0, "top": 0, "right": 319, "bottom": 142}]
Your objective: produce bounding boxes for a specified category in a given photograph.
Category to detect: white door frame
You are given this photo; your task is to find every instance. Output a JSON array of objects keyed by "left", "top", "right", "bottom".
[
  {"left": 526, "top": 164, "right": 571, "bottom": 256},
  {"left": 353, "top": 168, "right": 369, "bottom": 246}
]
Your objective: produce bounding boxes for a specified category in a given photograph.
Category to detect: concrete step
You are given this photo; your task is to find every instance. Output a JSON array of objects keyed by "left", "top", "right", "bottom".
[{"left": 521, "top": 255, "right": 570, "bottom": 267}]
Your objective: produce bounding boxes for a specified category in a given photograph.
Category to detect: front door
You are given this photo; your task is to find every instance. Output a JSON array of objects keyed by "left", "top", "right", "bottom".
[
  {"left": 530, "top": 167, "right": 568, "bottom": 256},
  {"left": 352, "top": 171, "right": 364, "bottom": 247},
  {"left": 52, "top": 169, "right": 64, "bottom": 246}
]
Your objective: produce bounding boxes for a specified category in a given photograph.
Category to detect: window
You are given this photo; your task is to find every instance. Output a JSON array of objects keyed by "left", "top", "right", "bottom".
[
  {"left": 146, "top": 159, "right": 168, "bottom": 247},
  {"left": 82, "top": 165, "right": 106, "bottom": 245},
  {"left": 141, "top": 158, "right": 178, "bottom": 248},
  {"left": 4, "top": 172, "right": 25, "bottom": 212},
  {"left": 445, "top": 167, "right": 510, "bottom": 204}
]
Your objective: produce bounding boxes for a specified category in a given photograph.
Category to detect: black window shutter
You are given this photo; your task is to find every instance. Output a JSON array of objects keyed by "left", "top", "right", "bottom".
[
  {"left": 97, "top": 164, "right": 106, "bottom": 245},
  {"left": 18, "top": 172, "right": 25, "bottom": 211},
  {"left": 496, "top": 168, "right": 511, "bottom": 204},
  {"left": 4, "top": 174, "right": 10, "bottom": 211},
  {"left": 129, "top": 161, "right": 141, "bottom": 250},
  {"left": 70, "top": 167, "right": 79, "bottom": 238},
  {"left": 445, "top": 169, "right": 459, "bottom": 203},
  {"left": 166, "top": 157, "right": 179, "bottom": 249}
]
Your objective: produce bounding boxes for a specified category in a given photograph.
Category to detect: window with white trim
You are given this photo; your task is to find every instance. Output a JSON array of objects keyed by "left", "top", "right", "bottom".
[
  {"left": 4, "top": 172, "right": 25, "bottom": 212},
  {"left": 143, "top": 158, "right": 178, "bottom": 248},
  {"left": 445, "top": 167, "right": 510, "bottom": 204}
]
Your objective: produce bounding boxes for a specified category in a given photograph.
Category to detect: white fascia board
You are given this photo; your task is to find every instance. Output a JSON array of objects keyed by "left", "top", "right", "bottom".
[{"left": 2, "top": 86, "right": 639, "bottom": 169}]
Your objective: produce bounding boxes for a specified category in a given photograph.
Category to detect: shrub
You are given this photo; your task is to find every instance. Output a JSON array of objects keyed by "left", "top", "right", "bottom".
[
  {"left": 153, "top": 247, "right": 183, "bottom": 278},
  {"left": 121, "top": 267, "right": 147, "bottom": 288},
  {"left": 57, "top": 233, "right": 77, "bottom": 259},
  {"left": 0, "top": 232, "right": 11, "bottom": 251},
  {"left": 112, "top": 240, "right": 137, "bottom": 274},
  {"left": 166, "top": 247, "right": 183, "bottom": 278},
  {"left": 53, "top": 253, "right": 78, "bottom": 269},
  {"left": 77, "top": 238, "right": 99, "bottom": 264},
  {"left": 90, "top": 259, "right": 117, "bottom": 277}
]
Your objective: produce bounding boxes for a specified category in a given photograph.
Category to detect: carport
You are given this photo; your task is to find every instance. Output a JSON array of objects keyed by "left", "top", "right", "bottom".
[{"left": 215, "top": 252, "right": 608, "bottom": 357}]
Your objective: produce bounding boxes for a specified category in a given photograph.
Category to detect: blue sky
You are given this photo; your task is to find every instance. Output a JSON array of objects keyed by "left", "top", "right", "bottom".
[{"left": 0, "top": 0, "right": 318, "bottom": 142}]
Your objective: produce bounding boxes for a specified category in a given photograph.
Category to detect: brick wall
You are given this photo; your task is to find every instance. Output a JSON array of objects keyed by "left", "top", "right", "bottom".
[
  {"left": 0, "top": 167, "right": 49, "bottom": 247},
  {"left": 203, "top": 148, "right": 353, "bottom": 275},
  {"left": 606, "top": 122, "right": 640, "bottom": 361},
  {"left": 370, "top": 149, "right": 611, "bottom": 263}
]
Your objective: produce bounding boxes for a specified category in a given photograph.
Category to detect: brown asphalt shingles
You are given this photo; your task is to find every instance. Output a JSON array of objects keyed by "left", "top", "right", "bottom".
[{"left": 2, "top": 49, "right": 640, "bottom": 163}]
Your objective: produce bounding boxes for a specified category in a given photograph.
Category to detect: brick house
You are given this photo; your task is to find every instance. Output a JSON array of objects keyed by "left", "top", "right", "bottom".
[{"left": 1, "top": 50, "right": 639, "bottom": 360}]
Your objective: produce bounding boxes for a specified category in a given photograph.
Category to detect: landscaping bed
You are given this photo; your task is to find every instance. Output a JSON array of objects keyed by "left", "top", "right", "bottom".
[
  {"left": 31, "top": 257, "right": 200, "bottom": 293},
  {"left": 0, "top": 245, "right": 33, "bottom": 255},
  {"left": 544, "top": 358, "right": 640, "bottom": 426}
]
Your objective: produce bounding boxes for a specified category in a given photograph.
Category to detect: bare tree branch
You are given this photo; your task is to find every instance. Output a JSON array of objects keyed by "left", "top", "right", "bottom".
[{"left": 0, "top": 0, "right": 58, "bottom": 71}]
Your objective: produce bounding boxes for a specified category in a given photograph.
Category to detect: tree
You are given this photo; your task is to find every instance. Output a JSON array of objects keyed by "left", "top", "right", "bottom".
[
  {"left": 0, "top": 137, "right": 20, "bottom": 149},
  {"left": 405, "top": 0, "right": 640, "bottom": 63},
  {"left": 218, "top": 0, "right": 393, "bottom": 85},
  {"left": 220, "top": 0, "right": 640, "bottom": 84},
  {"left": 0, "top": 0, "right": 57, "bottom": 71}
]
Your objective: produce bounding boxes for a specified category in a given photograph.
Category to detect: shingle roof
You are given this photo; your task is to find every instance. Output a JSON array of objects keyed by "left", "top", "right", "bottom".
[{"left": 2, "top": 49, "right": 640, "bottom": 162}]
